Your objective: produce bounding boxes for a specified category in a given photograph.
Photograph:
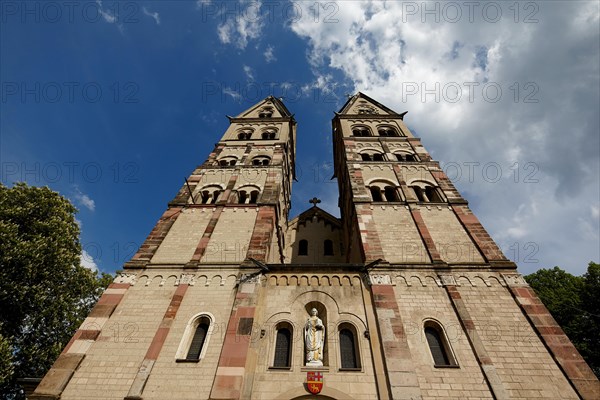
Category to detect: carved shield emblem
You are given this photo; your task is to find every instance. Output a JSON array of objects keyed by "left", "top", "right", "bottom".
[{"left": 307, "top": 371, "right": 323, "bottom": 394}]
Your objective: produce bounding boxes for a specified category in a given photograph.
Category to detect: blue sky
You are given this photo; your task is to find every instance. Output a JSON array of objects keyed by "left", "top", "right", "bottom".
[{"left": 1, "top": 1, "right": 598, "bottom": 276}]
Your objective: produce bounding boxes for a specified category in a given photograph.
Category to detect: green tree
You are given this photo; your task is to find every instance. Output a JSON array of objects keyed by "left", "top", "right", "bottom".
[
  {"left": 0, "top": 183, "right": 112, "bottom": 398},
  {"left": 525, "top": 263, "right": 599, "bottom": 377}
]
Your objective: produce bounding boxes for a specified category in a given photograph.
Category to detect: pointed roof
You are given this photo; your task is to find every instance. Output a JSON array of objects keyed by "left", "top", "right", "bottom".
[
  {"left": 336, "top": 92, "right": 405, "bottom": 118},
  {"left": 289, "top": 205, "right": 341, "bottom": 229},
  {"left": 233, "top": 96, "right": 294, "bottom": 120}
]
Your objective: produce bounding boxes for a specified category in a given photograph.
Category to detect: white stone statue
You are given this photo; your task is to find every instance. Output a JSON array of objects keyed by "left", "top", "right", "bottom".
[{"left": 304, "top": 308, "right": 325, "bottom": 366}]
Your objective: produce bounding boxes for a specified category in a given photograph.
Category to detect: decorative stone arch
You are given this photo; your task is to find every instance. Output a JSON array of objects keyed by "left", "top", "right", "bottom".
[
  {"left": 260, "top": 127, "right": 278, "bottom": 139},
  {"left": 236, "top": 127, "right": 254, "bottom": 140},
  {"left": 366, "top": 179, "right": 402, "bottom": 202},
  {"left": 267, "top": 317, "right": 296, "bottom": 369},
  {"left": 251, "top": 155, "right": 272, "bottom": 166},
  {"left": 335, "top": 320, "right": 363, "bottom": 370},
  {"left": 175, "top": 311, "right": 216, "bottom": 361},
  {"left": 192, "top": 184, "right": 224, "bottom": 205},
  {"left": 358, "top": 148, "right": 385, "bottom": 162},
  {"left": 350, "top": 124, "right": 372, "bottom": 137},
  {"left": 393, "top": 150, "right": 418, "bottom": 162},
  {"left": 422, "top": 318, "right": 459, "bottom": 367},
  {"left": 235, "top": 184, "right": 261, "bottom": 204},
  {"left": 376, "top": 124, "right": 401, "bottom": 137},
  {"left": 216, "top": 155, "right": 239, "bottom": 166},
  {"left": 406, "top": 179, "right": 445, "bottom": 203}
]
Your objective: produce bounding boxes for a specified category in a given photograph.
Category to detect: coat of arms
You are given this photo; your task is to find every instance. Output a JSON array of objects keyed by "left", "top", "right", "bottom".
[{"left": 306, "top": 371, "right": 323, "bottom": 394}]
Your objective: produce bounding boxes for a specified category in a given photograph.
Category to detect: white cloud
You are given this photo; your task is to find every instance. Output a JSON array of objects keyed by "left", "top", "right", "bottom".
[
  {"left": 222, "top": 87, "right": 242, "bottom": 101},
  {"left": 81, "top": 250, "right": 98, "bottom": 272},
  {"left": 73, "top": 187, "right": 96, "bottom": 211},
  {"left": 96, "top": 0, "right": 116, "bottom": 23},
  {"left": 142, "top": 7, "right": 161, "bottom": 25},
  {"left": 290, "top": 1, "right": 600, "bottom": 275},
  {"left": 214, "top": 1, "right": 263, "bottom": 49},
  {"left": 264, "top": 45, "right": 276, "bottom": 62},
  {"left": 243, "top": 65, "right": 254, "bottom": 81}
]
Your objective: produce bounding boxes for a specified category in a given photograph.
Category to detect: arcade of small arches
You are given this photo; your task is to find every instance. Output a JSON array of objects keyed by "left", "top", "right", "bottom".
[
  {"left": 235, "top": 127, "right": 279, "bottom": 140},
  {"left": 190, "top": 184, "right": 263, "bottom": 205},
  {"left": 358, "top": 149, "right": 418, "bottom": 162},
  {"left": 216, "top": 155, "right": 272, "bottom": 166},
  {"left": 351, "top": 125, "right": 404, "bottom": 137},
  {"left": 366, "top": 179, "right": 445, "bottom": 203}
]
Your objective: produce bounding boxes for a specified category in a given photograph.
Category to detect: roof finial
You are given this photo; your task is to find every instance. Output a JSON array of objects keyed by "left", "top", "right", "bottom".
[{"left": 309, "top": 197, "right": 321, "bottom": 207}]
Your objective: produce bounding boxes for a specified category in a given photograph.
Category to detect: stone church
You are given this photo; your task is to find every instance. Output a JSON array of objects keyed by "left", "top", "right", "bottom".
[{"left": 32, "top": 93, "right": 598, "bottom": 399}]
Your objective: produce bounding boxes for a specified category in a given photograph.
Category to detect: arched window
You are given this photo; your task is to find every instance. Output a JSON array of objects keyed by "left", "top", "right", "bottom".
[
  {"left": 252, "top": 156, "right": 271, "bottom": 166},
  {"left": 324, "top": 240, "right": 334, "bottom": 256},
  {"left": 369, "top": 186, "right": 383, "bottom": 202},
  {"left": 176, "top": 313, "right": 214, "bottom": 362},
  {"left": 187, "top": 319, "right": 210, "bottom": 360},
  {"left": 395, "top": 152, "right": 417, "bottom": 162},
  {"left": 261, "top": 129, "right": 277, "bottom": 140},
  {"left": 424, "top": 321, "right": 457, "bottom": 367},
  {"left": 298, "top": 239, "right": 308, "bottom": 256},
  {"left": 218, "top": 157, "right": 237, "bottom": 166},
  {"left": 425, "top": 186, "right": 443, "bottom": 202},
  {"left": 237, "top": 186, "right": 261, "bottom": 204},
  {"left": 272, "top": 324, "right": 292, "bottom": 368},
  {"left": 338, "top": 323, "right": 361, "bottom": 370},
  {"left": 194, "top": 185, "right": 222, "bottom": 204},
  {"left": 359, "top": 151, "right": 384, "bottom": 161},
  {"left": 237, "top": 129, "right": 253, "bottom": 140},
  {"left": 410, "top": 184, "right": 443, "bottom": 203},
  {"left": 377, "top": 127, "right": 398, "bottom": 137},
  {"left": 369, "top": 181, "right": 401, "bottom": 202},
  {"left": 352, "top": 127, "right": 371, "bottom": 137}
]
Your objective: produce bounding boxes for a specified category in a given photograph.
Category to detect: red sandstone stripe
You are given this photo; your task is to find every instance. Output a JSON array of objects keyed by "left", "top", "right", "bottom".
[
  {"left": 191, "top": 207, "right": 224, "bottom": 261},
  {"left": 145, "top": 284, "right": 188, "bottom": 361},
  {"left": 410, "top": 209, "right": 442, "bottom": 262},
  {"left": 62, "top": 281, "right": 132, "bottom": 354},
  {"left": 246, "top": 207, "right": 275, "bottom": 262}
]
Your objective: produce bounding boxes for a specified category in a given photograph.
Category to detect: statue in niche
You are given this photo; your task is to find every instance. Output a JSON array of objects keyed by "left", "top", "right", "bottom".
[{"left": 304, "top": 308, "right": 325, "bottom": 366}]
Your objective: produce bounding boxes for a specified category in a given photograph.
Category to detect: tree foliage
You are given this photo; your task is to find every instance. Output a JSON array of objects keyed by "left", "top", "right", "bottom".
[
  {"left": 525, "top": 263, "right": 600, "bottom": 377},
  {"left": 0, "top": 183, "right": 112, "bottom": 397}
]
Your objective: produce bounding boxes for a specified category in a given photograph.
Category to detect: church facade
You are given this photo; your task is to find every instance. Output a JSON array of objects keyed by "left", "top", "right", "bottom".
[{"left": 32, "top": 94, "right": 598, "bottom": 399}]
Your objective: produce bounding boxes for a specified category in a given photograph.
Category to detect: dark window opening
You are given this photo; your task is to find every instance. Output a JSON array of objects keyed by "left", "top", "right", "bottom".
[
  {"left": 249, "top": 190, "right": 259, "bottom": 204},
  {"left": 340, "top": 329, "right": 358, "bottom": 369},
  {"left": 395, "top": 153, "right": 405, "bottom": 161},
  {"left": 425, "top": 186, "right": 442, "bottom": 202},
  {"left": 360, "top": 153, "right": 371, "bottom": 161},
  {"left": 373, "top": 153, "right": 384, "bottom": 161},
  {"left": 298, "top": 239, "right": 308, "bottom": 256},
  {"left": 186, "top": 320, "right": 210, "bottom": 360},
  {"left": 238, "top": 191, "right": 247, "bottom": 204},
  {"left": 273, "top": 328, "right": 292, "bottom": 368},
  {"left": 370, "top": 187, "right": 383, "bottom": 202},
  {"left": 384, "top": 186, "right": 400, "bottom": 202},
  {"left": 405, "top": 154, "right": 416, "bottom": 162},
  {"left": 425, "top": 326, "right": 454, "bottom": 367},
  {"left": 352, "top": 128, "right": 371, "bottom": 137},
  {"left": 378, "top": 128, "right": 397, "bottom": 137},
  {"left": 324, "top": 240, "right": 334, "bottom": 256}
]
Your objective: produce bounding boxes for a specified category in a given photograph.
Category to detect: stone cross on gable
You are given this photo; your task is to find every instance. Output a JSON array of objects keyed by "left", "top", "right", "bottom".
[{"left": 309, "top": 197, "right": 321, "bottom": 207}]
